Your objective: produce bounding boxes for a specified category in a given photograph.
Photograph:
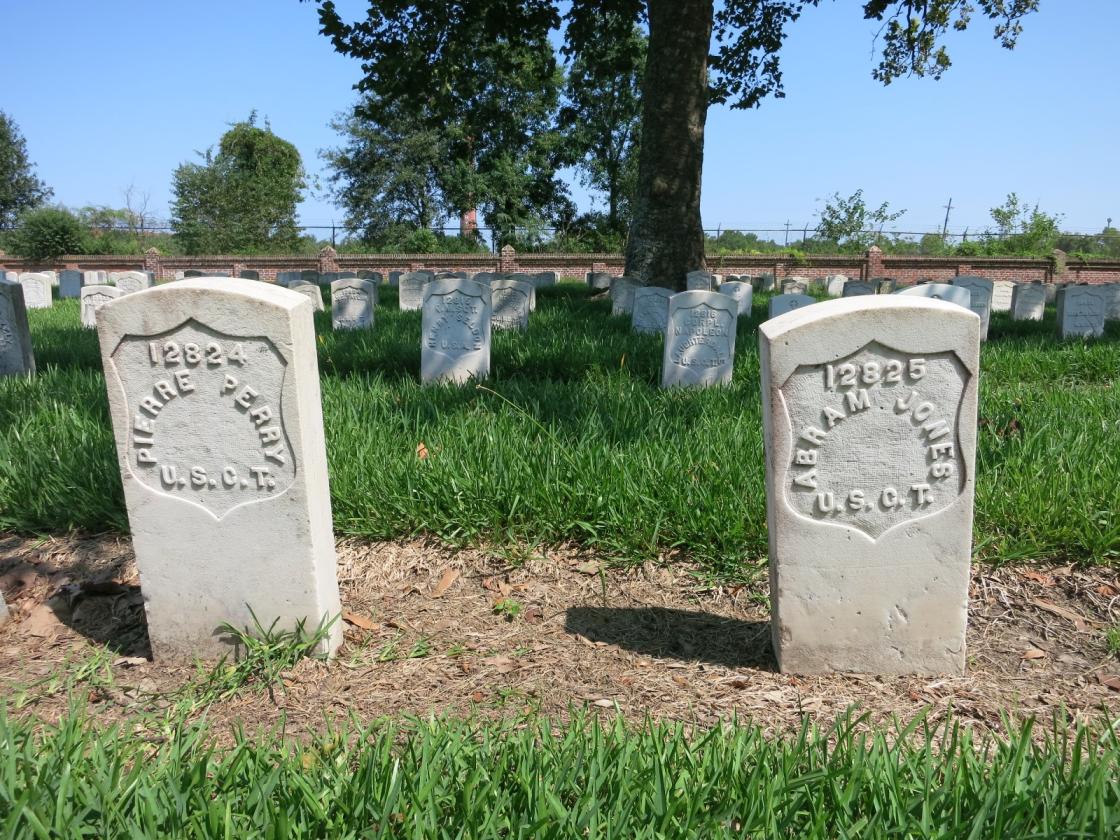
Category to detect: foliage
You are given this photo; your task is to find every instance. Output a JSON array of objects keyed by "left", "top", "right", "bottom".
[
  {"left": 0, "top": 110, "right": 52, "bottom": 230},
  {"left": 171, "top": 113, "right": 305, "bottom": 255},
  {"left": 5, "top": 206, "right": 85, "bottom": 260},
  {"left": 815, "top": 190, "right": 906, "bottom": 252},
  {"left": 337, "top": 228, "right": 489, "bottom": 255}
]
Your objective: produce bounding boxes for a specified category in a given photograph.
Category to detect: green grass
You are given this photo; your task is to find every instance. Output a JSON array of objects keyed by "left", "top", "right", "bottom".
[
  {"left": 2, "top": 285, "right": 1119, "bottom": 574},
  {"left": 2, "top": 704, "right": 1117, "bottom": 838}
]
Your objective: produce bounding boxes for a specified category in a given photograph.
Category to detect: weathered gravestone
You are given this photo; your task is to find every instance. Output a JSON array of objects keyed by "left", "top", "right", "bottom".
[
  {"left": 490, "top": 278, "right": 532, "bottom": 330},
  {"left": 951, "top": 276, "right": 993, "bottom": 341},
  {"left": 661, "top": 291, "right": 737, "bottom": 389},
  {"left": 115, "top": 271, "right": 152, "bottom": 296},
  {"left": 1100, "top": 284, "right": 1120, "bottom": 321},
  {"left": 1043, "top": 283, "right": 1058, "bottom": 304},
  {"left": 300, "top": 270, "right": 319, "bottom": 284},
  {"left": 768, "top": 293, "right": 816, "bottom": 319},
  {"left": 290, "top": 282, "right": 325, "bottom": 312},
  {"left": 183, "top": 269, "right": 206, "bottom": 278},
  {"left": 320, "top": 272, "right": 340, "bottom": 286},
  {"left": 421, "top": 278, "right": 491, "bottom": 384},
  {"left": 331, "top": 278, "right": 377, "bottom": 330},
  {"left": 686, "top": 270, "right": 718, "bottom": 291},
  {"left": 338, "top": 271, "right": 357, "bottom": 279},
  {"left": 239, "top": 270, "right": 261, "bottom": 281},
  {"left": 587, "top": 271, "right": 612, "bottom": 291},
  {"left": 841, "top": 281, "right": 875, "bottom": 297},
  {"left": 19, "top": 273, "right": 52, "bottom": 309},
  {"left": 2, "top": 271, "right": 18, "bottom": 283},
  {"left": 473, "top": 272, "right": 495, "bottom": 285},
  {"left": 630, "top": 287, "right": 673, "bottom": 334},
  {"left": 1010, "top": 283, "right": 1046, "bottom": 321},
  {"left": 825, "top": 275, "right": 848, "bottom": 297},
  {"left": 760, "top": 296, "right": 980, "bottom": 674},
  {"left": 610, "top": 277, "right": 639, "bottom": 316},
  {"left": 990, "top": 281, "right": 1015, "bottom": 312},
  {"left": 275, "top": 271, "right": 300, "bottom": 287},
  {"left": 388, "top": 271, "right": 402, "bottom": 287},
  {"left": 95, "top": 278, "right": 343, "bottom": 660},
  {"left": 894, "top": 283, "right": 971, "bottom": 310},
  {"left": 534, "top": 271, "right": 558, "bottom": 287},
  {"left": 399, "top": 271, "right": 433, "bottom": 311},
  {"left": 357, "top": 270, "right": 382, "bottom": 284},
  {"left": 1056, "top": 285, "right": 1106, "bottom": 339},
  {"left": 782, "top": 278, "right": 810, "bottom": 295},
  {"left": 0, "top": 279, "right": 35, "bottom": 376},
  {"left": 874, "top": 278, "right": 898, "bottom": 294},
  {"left": 60, "top": 269, "right": 83, "bottom": 298},
  {"left": 719, "top": 280, "right": 753, "bottom": 316},
  {"left": 80, "top": 285, "right": 122, "bottom": 328}
]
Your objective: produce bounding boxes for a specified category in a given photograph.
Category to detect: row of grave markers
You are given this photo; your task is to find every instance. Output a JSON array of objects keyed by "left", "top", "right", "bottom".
[{"left": 17, "top": 276, "right": 976, "bottom": 675}]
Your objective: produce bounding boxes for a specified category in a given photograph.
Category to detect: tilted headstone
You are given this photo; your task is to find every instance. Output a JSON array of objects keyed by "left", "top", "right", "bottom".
[
  {"left": 609, "top": 276, "right": 639, "bottom": 316},
  {"left": 115, "top": 271, "right": 152, "bottom": 296},
  {"left": 768, "top": 293, "right": 816, "bottom": 319},
  {"left": 95, "top": 278, "right": 343, "bottom": 660},
  {"left": 239, "top": 270, "right": 261, "bottom": 281},
  {"left": 399, "top": 271, "right": 433, "bottom": 311},
  {"left": 587, "top": 271, "right": 612, "bottom": 291},
  {"left": 290, "top": 282, "right": 325, "bottom": 312},
  {"left": 841, "top": 281, "right": 875, "bottom": 297},
  {"left": 951, "top": 276, "right": 993, "bottom": 341},
  {"left": 59, "top": 269, "right": 83, "bottom": 298},
  {"left": 1056, "top": 285, "right": 1107, "bottom": 339},
  {"left": 421, "top": 278, "right": 491, "bottom": 384},
  {"left": 661, "top": 291, "right": 737, "bottom": 389},
  {"left": 491, "top": 278, "right": 532, "bottom": 330},
  {"left": 0, "top": 279, "right": 35, "bottom": 376},
  {"left": 894, "top": 283, "right": 971, "bottom": 310},
  {"left": 990, "top": 281, "right": 1015, "bottom": 312},
  {"left": 719, "top": 280, "right": 753, "bottom": 317},
  {"left": 631, "top": 286, "right": 673, "bottom": 335},
  {"left": 80, "top": 285, "right": 122, "bottom": 328},
  {"left": 1010, "top": 283, "right": 1046, "bottom": 321},
  {"left": 760, "top": 296, "right": 980, "bottom": 675},
  {"left": 825, "top": 275, "right": 848, "bottom": 297},
  {"left": 19, "top": 273, "right": 52, "bottom": 309},
  {"left": 331, "top": 278, "right": 377, "bottom": 330}
]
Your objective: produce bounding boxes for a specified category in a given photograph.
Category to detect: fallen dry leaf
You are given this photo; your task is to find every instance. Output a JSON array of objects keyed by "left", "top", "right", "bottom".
[
  {"left": 1096, "top": 674, "right": 1120, "bottom": 692},
  {"left": 575, "top": 562, "right": 601, "bottom": 576},
  {"left": 415, "top": 442, "right": 429, "bottom": 460},
  {"left": 482, "top": 655, "right": 516, "bottom": 674},
  {"left": 1032, "top": 598, "right": 1096, "bottom": 632},
  {"left": 1021, "top": 648, "right": 1047, "bottom": 660},
  {"left": 592, "top": 698, "right": 614, "bottom": 708},
  {"left": 1096, "top": 583, "right": 1120, "bottom": 597},
  {"left": 113, "top": 656, "right": 148, "bottom": 668},
  {"left": 430, "top": 568, "right": 460, "bottom": 599},
  {"left": 1021, "top": 569, "right": 1055, "bottom": 586},
  {"left": 671, "top": 675, "right": 689, "bottom": 688},
  {"left": 523, "top": 605, "right": 544, "bottom": 624},
  {"left": 342, "top": 611, "right": 377, "bottom": 631},
  {"left": 469, "top": 691, "right": 485, "bottom": 703},
  {"left": 23, "top": 604, "right": 63, "bottom": 638}
]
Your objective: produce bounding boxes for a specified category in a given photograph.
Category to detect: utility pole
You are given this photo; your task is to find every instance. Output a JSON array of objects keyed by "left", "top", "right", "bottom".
[
  {"left": 784, "top": 220, "right": 791, "bottom": 247},
  {"left": 941, "top": 197, "right": 953, "bottom": 243}
]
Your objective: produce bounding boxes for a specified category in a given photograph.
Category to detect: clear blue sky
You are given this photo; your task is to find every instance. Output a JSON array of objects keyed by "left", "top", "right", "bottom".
[{"left": 3, "top": 0, "right": 1117, "bottom": 238}]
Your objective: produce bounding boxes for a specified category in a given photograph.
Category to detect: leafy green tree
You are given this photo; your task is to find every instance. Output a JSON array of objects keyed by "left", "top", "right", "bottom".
[
  {"left": 0, "top": 111, "right": 52, "bottom": 230},
  {"left": 816, "top": 190, "right": 906, "bottom": 252},
  {"left": 171, "top": 114, "right": 305, "bottom": 254},
  {"left": 982, "top": 192, "right": 1061, "bottom": 256},
  {"left": 7, "top": 206, "right": 84, "bottom": 260},
  {"left": 313, "top": 0, "right": 1040, "bottom": 286}
]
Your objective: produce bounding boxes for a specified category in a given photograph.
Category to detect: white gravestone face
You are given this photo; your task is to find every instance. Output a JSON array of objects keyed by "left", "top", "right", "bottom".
[
  {"left": 290, "top": 282, "right": 325, "bottom": 312},
  {"left": 399, "top": 272, "right": 432, "bottom": 311},
  {"left": 115, "top": 271, "right": 152, "bottom": 296},
  {"left": 330, "top": 278, "right": 377, "bottom": 330},
  {"left": 661, "top": 291, "right": 738, "bottom": 389},
  {"left": 491, "top": 279, "right": 532, "bottom": 330},
  {"left": 894, "top": 283, "right": 971, "bottom": 310},
  {"left": 760, "top": 296, "right": 980, "bottom": 675},
  {"left": 95, "top": 278, "right": 342, "bottom": 660},
  {"left": 1057, "top": 286, "right": 1107, "bottom": 339},
  {"left": 80, "top": 285, "right": 122, "bottom": 328},
  {"left": 781, "top": 279, "right": 809, "bottom": 295},
  {"left": 951, "top": 276, "right": 993, "bottom": 341},
  {"left": 59, "top": 270, "right": 83, "bottom": 299},
  {"left": 719, "top": 281, "right": 753, "bottom": 317},
  {"left": 990, "top": 281, "right": 1015, "bottom": 312},
  {"left": 768, "top": 293, "right": 815, "bottom": 319},
  {"left": 685, "top": 271, "right": 716, "bottom": 291},
  {"left": 1099, "top": 284, "right": 1120, "bottom": 321},
  {"left": 1010, "top": 284, "right": 1046, "bottom": 321},
  {"left": 841, "top": 281, "right": 875, "bottom": 297},
  {"left": 19, "top": 273, "right": 52, "bottom": 309},
  {"left": 0, "top": 280, "right": 35, "bottom": 376},
  {"left": 825, "top": 275, "right": 848, "bottom": 297},
  {"left": 631, "top": 287, "right": 673, "bottom": 334},
  {"left": 610, "top": 277, "right": 639, "bottom": 316},
  {"left": 421, "top": 278, "right": 491, "bottom": 384}
]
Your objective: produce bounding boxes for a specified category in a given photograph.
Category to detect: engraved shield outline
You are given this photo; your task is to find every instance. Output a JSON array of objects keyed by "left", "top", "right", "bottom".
[
  {"left": 668, "top": 299, "right": 735, "bottom": 359},
  {"left": 107, "top": 317, "right": 298, "bottom": 522},
  {"left": 776, "top": 338, "right": 972, "bottom": 543}
]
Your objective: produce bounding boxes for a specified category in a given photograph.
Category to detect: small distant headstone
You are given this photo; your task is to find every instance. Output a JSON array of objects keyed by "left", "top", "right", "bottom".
[
  {"left": 491, "top": 278, "right": 532, "bottom": 330},
  {"left": 184, "top": 269, "right": 205, "bottom": 278},
  {"left": 421, "top": 278, "right": 491, "bottom": 384},
  {"left": 631, "top": 287, "right": 673, "bottom": 335},
  {"left": 781, "top": 279, "right": 809, "bottom": 295},
  {"left": 756, "top": 273, "right": 777, "bottom": 293},
  {"left": 686, "top": 270, "right": 716, "bottom": 291},
  {"left": 94, "top": 278, "right": 343, "bottom": 660},
  {"left": 760, "top": 295, "right": 980, "bottom": 675},
  {"left": 19, "top": 273, "right": 53, "bottom": 309},
  {"left": 719, "top": 280, "right": 753, "bottom": 317},
  {"left": 174, "top": 271, "right": 186, "bottom": 281},
  {"left": 0, "top": 279, "right": 35, "bottom": 376},
  {"left": 399, "top": 271, "right": 433, "bottom": 311},
  {"left": 116, "top": 271, "right": 152, "bottom": 296},
  {"left": 587, "top": 271, "right": 612, "bottom": 291},
  {"left": 388, "top": 271, "right": 402, "bottom": 287},
  {"left": 3, "top": 271, "right": 18, "bottom": 283},
  {"left": 337, "top": 271, "right": 357, "bottom": 279},
  {"left": 894, "top": 283, "right": 971, "bottom": 310},
  {"left": 990, "top": 281, "right": 1015, "bottom": 312},
  {"left": 290, "top": 282, "right": 325, "bottom": 312},
  {"left": 239, "top": 270, "right": 261, "bottom": 281},
  {"left": 80, "top": 285, "right": 123, "bottom": 328},
  {"left": 319, "top": 272, "right": 340, "bottom": 286},
  {"left": 357, "top": 270, "right": 382, "bottom": 284},
  {"left": 300, "top": 270, "right": 319, "bottom": 284},
  {"left": 534, "top": 271, "right": 557, "bottom": 287},
  {"left": 841, "top": 281, "right": 875, "bottom": 297},
  {"left": 1043, "top": 284, "right": 1058, "bottom": 304},
  {"left": 1010, "top": 283, "right": 1046, "bottom": 321},
  {"left": 661, "top": 291, "right": 737, "bottom": 389},
  {"left": 768, "top": 293, "right": 815, "bottom": 319},
  {"left": 60, "top": 269, "right": 83, "bottom": 298},
  {"left": 610, "top": 276, "right": 639, "bottom": 316},
  {"left": 1100, "top": 284, "right": 1120, "bottom": 321},
  {"left": 472, "top": 272, "right": 495, "bottom": 285},
  {"left": 331, "top": 278, "right": 377, "bottom": 330},
  {"left": 873, "top": 278, "right": 897, "bottom": 294},
  {"left": 41, "top": 270, "right": 58, "bottom": 287},
  {"left": 825, "top": 275, "right": 848, "bottom": 297},
  {"left": 1057, "top": 285, "right": 1106, "bottom": 339},
  {"left": 274, "top": 271, "right": 297, "bottom": 287},
  {"left": 951, "top": 276, "right": 993, "bottom": 341}
]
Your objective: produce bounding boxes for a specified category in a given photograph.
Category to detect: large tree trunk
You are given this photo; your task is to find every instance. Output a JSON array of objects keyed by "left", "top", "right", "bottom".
[{"left": 624, "top": 0, "right": 712, "bottom": 289}]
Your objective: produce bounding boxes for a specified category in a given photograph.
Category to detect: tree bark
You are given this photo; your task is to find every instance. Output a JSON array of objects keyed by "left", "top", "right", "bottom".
[{"left": 624, "top": 0, "right": 712, "bottom": 289}]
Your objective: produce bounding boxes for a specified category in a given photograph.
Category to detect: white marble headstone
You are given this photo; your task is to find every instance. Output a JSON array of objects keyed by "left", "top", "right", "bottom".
[
  {"left": 491, "top": 279, "right": 532, "bottom": 330},
  {"left": 1100, "top": 284, "right": 1120, "bottom": 321},
  {"left": 841, "top": 281, "right": 875, "bottom": 297},
  {"left": 768, "top": 293, "right": 815, "bottom": 319},
  {"left": 760, "top": 296, "right": 980, "bottom": 675},
  {"left": 330, "top": 278, "right": 377, "bottom": 330},
  {"left": 587, "top": 271, "right": 612, "bottom": 290},
  {"left": 685, "top": 270, "right": 718, "bottom": 292},
  {"left": 609, "top": 277, "right": 639, "bottom": 316},
  {"left": 80, "top": 285, "right": 122, "bottom": 328},
  {"left": 825, "top": 275, "right": 848, "bottom": 297},
  {"left": 781, "top": 278, "right": 809, "bottom": 295},
  {"left": 719, "top": 281, "right": 753, "bottom": 317},
  {"left": 894, "top": 283, "right": 971, "bottom": 310},
  {"left": 399, "top": 271, "right": 433, "bottom": 311},
  {"left": 630, "top": 287, "right": 673, "bottom": 335},
  {"left": 990, "top": 281, "right": 1015, "bottom": 312},
  {"left": 1010, "top": 283, "right": 1046, "bottom": 321},
  {"left": 115, "top": 271, "right": 152, "bottom": 296},
  {"left": 1057, "top": 286, "right": 1106, "bottom": 339},
  {"left": 290, "top": 282, "right": 325, "bottom": 312},
  {"left": 421, "top": 278, "right": 491, "bottom": 384},
  {"left": 661, "top": 291, "right": 737, "bottom": 389},
  {"left": 0, "top": 279, "right": 35, "bottom": 376},
  {"left": 19, "top": 273, "right": 52, "bottom": 309},
  {"left": 95, "top": 278, "right": 343, "bottom": 660},
  {"left": 951, "top": 276, "right": 993, "bottom": 341}
]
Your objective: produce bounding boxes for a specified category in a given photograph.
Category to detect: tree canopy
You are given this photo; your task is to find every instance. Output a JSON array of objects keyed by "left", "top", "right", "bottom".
[{"left": 0, "top": 111, "right": 52, "bottom": 231}]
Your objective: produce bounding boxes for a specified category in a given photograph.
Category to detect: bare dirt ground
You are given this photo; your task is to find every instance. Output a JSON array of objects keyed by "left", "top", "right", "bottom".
[{"left": 1, "top": 531, "right": 1118, "bottom": 738}]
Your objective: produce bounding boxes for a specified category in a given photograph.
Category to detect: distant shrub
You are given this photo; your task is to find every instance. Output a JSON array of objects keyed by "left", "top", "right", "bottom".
[{"left": 7, "top": 207, "right": 85, "bottom": 260}]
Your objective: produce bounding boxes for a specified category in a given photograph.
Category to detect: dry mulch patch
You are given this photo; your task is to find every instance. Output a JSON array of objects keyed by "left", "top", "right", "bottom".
[{"left": 1, "top": 532, "right": 1118, "bottom": 737}]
